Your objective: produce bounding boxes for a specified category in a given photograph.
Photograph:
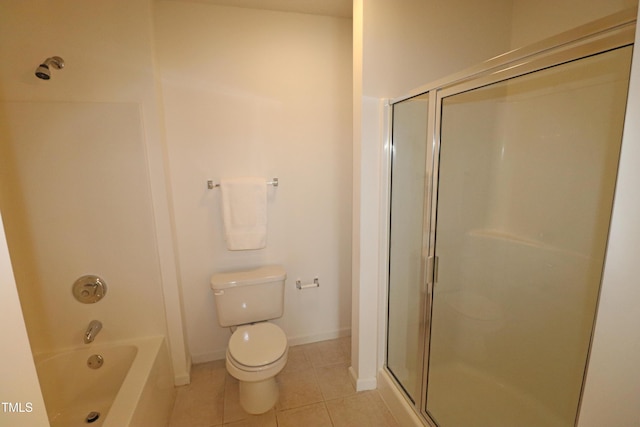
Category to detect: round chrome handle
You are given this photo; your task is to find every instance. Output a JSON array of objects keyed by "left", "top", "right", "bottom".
[{"left": 72, "top": 275, "right": 107, "bottom": 304}]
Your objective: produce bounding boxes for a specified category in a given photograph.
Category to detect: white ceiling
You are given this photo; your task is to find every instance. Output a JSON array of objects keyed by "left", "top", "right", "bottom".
[{"left": 171, "top": 0, "right": 353, "bottom": 18}]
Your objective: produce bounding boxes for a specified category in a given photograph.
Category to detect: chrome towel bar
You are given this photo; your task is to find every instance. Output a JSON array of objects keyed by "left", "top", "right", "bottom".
[{"left": 207, "top": 177, "right": 279, "bottom": 190}]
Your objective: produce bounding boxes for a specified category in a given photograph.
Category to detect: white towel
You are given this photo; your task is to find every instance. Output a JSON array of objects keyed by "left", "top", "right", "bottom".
[{"left": 220, "top": 177, "right": 267, "bottom": 250}]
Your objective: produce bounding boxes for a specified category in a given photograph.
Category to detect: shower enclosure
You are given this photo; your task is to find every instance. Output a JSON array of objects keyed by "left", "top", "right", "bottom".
[{"left": 384, "top": 10, "right": 635, "bottom": 427}]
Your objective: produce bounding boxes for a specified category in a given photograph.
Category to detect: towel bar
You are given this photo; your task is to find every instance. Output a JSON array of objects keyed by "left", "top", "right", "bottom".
[{"left": 207, "top": 177, "right": 278, "bottom": 190}]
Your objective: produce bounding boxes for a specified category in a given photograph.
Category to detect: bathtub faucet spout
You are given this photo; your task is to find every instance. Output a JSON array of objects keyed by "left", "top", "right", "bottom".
[{"left": 84, "top": 320, "right": 102, "bottom": 344}]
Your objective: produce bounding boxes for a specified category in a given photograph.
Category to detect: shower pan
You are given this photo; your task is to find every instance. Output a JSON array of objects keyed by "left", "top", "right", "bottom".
[{"left": 384, "top": 9, "right": 635, "bottom": 427}]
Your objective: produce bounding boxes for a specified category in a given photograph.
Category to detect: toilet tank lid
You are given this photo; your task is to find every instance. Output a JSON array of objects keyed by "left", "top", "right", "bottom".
[{"left": 210, "top": 265, "right": 286, "bottom": 290}]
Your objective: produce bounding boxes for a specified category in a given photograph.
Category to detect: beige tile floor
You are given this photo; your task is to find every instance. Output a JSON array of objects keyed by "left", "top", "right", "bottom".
[{"left": 169, "top": 336, "right": 399, "bottom": 427}]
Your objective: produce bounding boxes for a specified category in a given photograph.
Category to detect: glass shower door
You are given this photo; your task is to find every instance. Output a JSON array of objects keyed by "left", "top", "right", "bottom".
[
  {"left": 425, "top": 46, "right": 633, "bottom": 426},
  {"left": 386, "top": 93, "right": 430, "bottom": 403}
]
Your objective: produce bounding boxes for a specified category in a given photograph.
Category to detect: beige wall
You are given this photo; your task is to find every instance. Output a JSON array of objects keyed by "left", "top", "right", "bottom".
[
  {"left": 154, "top": 1, "right": 353, "bottom": 361},
  {"left": 511, "top": 0, "right": 637, "bottom": 48},
  {"left": 363, "top": 0, "right": 515, "bottom": 98}
]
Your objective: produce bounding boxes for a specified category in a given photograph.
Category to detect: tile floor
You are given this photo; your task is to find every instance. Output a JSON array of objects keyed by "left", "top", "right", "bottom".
[{"left": 169, "top": 336, "right": 399, "bottom": 427}]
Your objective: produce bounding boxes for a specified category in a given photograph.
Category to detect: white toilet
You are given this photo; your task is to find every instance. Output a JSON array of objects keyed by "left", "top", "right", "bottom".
[{"left": 210, "top": 265, "right": 288, "bottom": 414}]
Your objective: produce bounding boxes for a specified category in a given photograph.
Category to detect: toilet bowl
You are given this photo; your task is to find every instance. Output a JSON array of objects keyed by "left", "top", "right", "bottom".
[
  {"left": 225, "top": 322, "right": 288, "bottom": 414},
  {"left": 210, "top": 265, "right": 288, "bottom": 414}
]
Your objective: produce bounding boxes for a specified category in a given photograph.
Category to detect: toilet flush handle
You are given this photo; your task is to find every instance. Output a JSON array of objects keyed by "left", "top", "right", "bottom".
[{"left": 213, "top": 290, "right": 224, "bottom": 296}]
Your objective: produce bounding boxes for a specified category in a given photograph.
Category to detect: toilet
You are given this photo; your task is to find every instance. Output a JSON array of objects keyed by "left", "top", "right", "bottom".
[{"left": 210, "top": 265, "right": 288, "bottom": 414}]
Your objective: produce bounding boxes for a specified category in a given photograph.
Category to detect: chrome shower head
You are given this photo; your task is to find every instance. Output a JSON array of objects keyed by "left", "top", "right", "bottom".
[
  {"left": 35, "top": 56, "right": 65, "bottom": 80},
  {"left": 35, "top": 64, "right": 51, "bottom": 80}
]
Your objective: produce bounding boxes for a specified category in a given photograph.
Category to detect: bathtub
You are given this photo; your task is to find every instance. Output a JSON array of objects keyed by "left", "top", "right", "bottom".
[{"left": 35, "top": 336, "right": 175, "bottom": 427}]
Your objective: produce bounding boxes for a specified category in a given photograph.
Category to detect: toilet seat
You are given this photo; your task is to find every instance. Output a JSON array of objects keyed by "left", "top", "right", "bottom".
[{"left": 228, "top": 323, "right": 287, "bottom": 369}]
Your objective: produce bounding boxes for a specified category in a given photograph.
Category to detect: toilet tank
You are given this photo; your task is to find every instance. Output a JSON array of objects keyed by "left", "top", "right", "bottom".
[{"left": 210, "top": 265, "right": 286, "bottom": 327}]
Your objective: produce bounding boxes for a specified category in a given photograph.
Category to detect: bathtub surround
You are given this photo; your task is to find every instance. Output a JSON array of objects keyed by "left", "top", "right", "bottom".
[
  {"left": 0, "top": 102, "right": 169, "bottom": 353},
  {"left": 0, "top": 100, "right": 180, "bottom": 423},
  {"left": 0, "top": 0, "right": 189, "bottom": 388}
]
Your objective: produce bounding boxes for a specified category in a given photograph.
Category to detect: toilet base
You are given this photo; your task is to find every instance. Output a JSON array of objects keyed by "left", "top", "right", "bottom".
[{"left": 238, "top": 377, "right": 279, "bottom": 414}]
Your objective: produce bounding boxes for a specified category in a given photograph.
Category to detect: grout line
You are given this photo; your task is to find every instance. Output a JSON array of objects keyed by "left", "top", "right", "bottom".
[
  {"left": 220, "top": 371, "right": 227, "bottom": 426},
  {"left": 324, "top": 400, "right": 336, "bottom": 427}
]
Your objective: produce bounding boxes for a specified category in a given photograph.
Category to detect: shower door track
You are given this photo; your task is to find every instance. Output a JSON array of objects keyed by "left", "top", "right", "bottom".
[{"left": 382, "top": 7, "right": 637, "bottom": 427}]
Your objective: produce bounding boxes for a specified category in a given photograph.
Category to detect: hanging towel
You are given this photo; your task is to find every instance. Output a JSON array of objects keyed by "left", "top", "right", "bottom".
[{"left": 220, "top": 177, "right": 267, "bottom": 250}]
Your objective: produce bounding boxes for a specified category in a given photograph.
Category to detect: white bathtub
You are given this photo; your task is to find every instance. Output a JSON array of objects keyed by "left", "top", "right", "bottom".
[{"left": 35, "top": 336, "right": 175, "bottom": 427}]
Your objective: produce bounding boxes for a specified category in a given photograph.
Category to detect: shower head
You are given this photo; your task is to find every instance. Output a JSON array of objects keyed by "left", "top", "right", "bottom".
[{"left": 35, "top": 56, "right": 65, "bottom": 80}]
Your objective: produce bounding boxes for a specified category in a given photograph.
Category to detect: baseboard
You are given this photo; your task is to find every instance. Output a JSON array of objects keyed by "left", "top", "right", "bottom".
[
  {"left": 174, "top": 372, "right": 191, "bottom": 386},
  {"left": 174, "top": 353, "right": 192, "bottom": 385},
  {"left": 191, "top": 348, "right": 227, "bottom": 364},
  {"left": 348, "top": 366, "right": 377, "bottom": 391},
  {"left": 287, "top": 327, "right": 351, "bottom": 347}
]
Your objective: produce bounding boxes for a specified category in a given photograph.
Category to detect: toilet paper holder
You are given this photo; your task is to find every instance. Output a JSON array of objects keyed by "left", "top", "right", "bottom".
[{"left": 296, "top": 277, "right": 320, "bottom": 290}]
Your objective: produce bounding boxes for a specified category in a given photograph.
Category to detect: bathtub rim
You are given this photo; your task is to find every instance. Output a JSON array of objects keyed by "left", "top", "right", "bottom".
[{"left": 104, "top": 335, "right": 168, "bottom": 427}]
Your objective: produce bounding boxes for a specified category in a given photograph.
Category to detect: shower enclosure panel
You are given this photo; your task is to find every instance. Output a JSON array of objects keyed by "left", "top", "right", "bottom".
[
  {"left": 385, "top": 10, "right": 635, "bottom": 427},
  {"left": 386, "top": 94, "right": 431, "bottom": 403}
]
